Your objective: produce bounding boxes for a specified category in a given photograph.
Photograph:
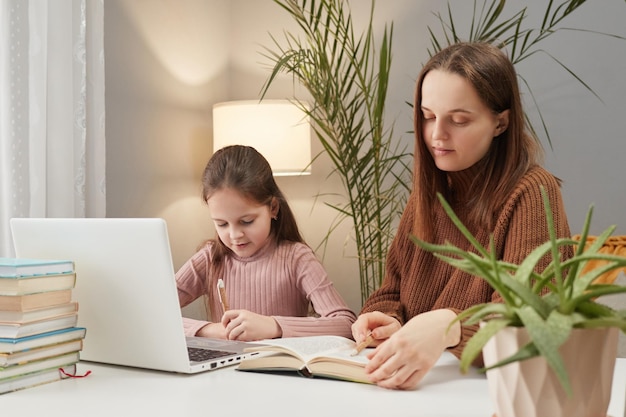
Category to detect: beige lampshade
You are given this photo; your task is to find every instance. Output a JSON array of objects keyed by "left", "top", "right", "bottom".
[{"left": 212, "top": 100, "right": 311, "bottom": 176}]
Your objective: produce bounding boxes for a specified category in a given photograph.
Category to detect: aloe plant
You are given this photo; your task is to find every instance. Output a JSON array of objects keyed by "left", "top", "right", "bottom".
[
  {"left": 411, "top": 187, "right": 626, "bottom": 395},
  {"left": 260, "top": 0, "right": 412, "bottom": 304},
  {"left": 427, "top": 0, "right": 626, "bottom": 149}
]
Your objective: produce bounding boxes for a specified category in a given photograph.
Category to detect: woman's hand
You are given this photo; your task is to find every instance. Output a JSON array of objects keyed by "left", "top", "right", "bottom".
[
  {"left": 352, "top": 311, "right": 402, "bottom": 347},
  {"left": 364, "top": 309, "right": 460, "bottom": 390},
  {"left": 221, "top": 310, "right": 282, "bottom": 341}
]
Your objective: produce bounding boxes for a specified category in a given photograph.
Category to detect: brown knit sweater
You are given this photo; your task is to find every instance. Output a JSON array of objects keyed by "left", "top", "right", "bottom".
[{"left": 360, "top": 165, "right": 571, "bottom": 364}]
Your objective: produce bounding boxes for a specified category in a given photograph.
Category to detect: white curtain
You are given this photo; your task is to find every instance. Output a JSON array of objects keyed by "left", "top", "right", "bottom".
[{"left": 0, "top": 0, "right": 105, "bottom": 257}]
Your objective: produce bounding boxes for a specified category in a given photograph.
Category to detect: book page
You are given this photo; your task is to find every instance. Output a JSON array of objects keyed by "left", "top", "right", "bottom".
[
  {"left": 309, "top": 345, "right": 371, "bottom": 365},
  {"left": 249, "top": 335, "right": 356, "bottom": 363}
]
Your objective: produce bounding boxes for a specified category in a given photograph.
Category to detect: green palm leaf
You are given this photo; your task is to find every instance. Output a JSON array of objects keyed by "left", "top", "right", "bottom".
[{"left": 262, "top": 0, "right": 412, "bottom": 303}]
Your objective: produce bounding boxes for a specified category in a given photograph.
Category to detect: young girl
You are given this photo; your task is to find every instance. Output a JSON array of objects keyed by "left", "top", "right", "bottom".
[
  {"left": 176, "top": 145, "right": 356, "bottom": 341},
  {"left": 351, "top": 42, "right": 572, "bottom": 389}
]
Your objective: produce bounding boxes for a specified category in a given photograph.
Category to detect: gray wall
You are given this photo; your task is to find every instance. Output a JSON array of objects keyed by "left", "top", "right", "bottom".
[{"left": 104, "top": 1, "right": 626, "bottom": 328}]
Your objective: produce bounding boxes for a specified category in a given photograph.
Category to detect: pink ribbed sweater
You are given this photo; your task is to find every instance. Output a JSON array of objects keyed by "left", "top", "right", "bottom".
[
  {"left": 361, "top": 165, "right": 572, "bottom": 365},
  {"left": 176, "top": 240, "right": 357, "bottom": 339}
]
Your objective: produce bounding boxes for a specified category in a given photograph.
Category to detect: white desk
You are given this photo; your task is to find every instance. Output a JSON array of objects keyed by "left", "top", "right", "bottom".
[{"left": 1, "top": 353, "right": 624, "bottom": 417}]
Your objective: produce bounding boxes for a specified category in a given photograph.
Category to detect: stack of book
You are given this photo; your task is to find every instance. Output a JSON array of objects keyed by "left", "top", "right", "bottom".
[{"left": 0, "top": 257, "right": 86, "bottom": 394}]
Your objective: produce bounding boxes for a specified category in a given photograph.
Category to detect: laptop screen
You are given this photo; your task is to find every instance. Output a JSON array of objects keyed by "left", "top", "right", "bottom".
[{"left": 10, "top": 218, "right": 203, "bottom": 372}]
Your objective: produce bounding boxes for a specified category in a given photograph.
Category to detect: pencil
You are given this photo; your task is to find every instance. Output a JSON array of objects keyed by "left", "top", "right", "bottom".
[
  {"left": 217, "top": 279, "right": 229, "bottom": 312},
  {"left": 351, "top": 332, "right": 374, "bottom": 356}
]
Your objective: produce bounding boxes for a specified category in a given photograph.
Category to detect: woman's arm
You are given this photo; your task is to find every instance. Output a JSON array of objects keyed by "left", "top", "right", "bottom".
[{"left": 359, "top": 193, "right": 418, "bottom": 322}]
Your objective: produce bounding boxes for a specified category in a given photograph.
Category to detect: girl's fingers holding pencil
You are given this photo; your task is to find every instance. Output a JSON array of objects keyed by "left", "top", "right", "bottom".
[{"left": 222, "top": 310, "right": 282, "bottom": 341}]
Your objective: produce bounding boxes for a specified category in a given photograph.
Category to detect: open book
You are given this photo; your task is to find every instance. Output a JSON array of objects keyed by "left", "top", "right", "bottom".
[{"left": 236, "top": 335, "right": 373, "bottom": 384}]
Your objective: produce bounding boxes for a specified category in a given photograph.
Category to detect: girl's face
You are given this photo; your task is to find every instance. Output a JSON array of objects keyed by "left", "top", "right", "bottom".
[
  {"left": 207, "top": 187, "right": 278, "bottom": 258},
  {"left": 420, "top": 69, "right": 509, "bottom": 172}
]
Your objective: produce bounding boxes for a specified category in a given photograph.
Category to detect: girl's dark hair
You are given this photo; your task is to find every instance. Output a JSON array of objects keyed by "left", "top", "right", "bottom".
[
  {"left": 201, "top": 145, "right": 304, "bottom": 311},
  {"left": 412, "top": 42, "right": 544, "bottom": 240}
]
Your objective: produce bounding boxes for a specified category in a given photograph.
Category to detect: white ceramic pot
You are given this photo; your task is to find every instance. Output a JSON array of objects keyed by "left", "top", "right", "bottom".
[{"left": 483, "top": 326, "right": 618, "bottom": 417}]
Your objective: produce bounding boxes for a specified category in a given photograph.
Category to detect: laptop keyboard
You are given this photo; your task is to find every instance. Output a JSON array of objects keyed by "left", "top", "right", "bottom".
[{"left": 187, "top": 347, "right": 234, "bottom": 362}]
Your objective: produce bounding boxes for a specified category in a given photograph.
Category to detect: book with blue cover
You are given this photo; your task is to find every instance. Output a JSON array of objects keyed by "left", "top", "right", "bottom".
[
  {"left": 0, "top": 327, "right": 87, "bottom": 354},
  {"left": 0, "top": 338, "right": 83, "bottom": 367},
  {"left": 0, "top": 258, "right": 74, "bottom": 278}
]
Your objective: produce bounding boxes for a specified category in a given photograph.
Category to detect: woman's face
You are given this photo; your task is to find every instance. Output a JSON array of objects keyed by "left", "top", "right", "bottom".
[
  {"left": 420, "top": 69, "right": 509, "bottom": 172},
  {"left": 207, "top": 187, "right": 277, "bottom": 258}
]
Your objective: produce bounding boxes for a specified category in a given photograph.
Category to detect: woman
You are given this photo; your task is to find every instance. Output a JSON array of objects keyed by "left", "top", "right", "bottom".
[{"left": 351, "top": 42, "right": 572, "bottom": 390}]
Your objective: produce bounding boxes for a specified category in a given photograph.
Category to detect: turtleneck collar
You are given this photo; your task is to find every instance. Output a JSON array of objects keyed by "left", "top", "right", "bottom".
[{"left": 445, "top": 158, "right": 487, "bottom": 204}]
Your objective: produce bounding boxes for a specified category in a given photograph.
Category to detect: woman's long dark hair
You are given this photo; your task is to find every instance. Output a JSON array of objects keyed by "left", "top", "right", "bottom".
[{"left": 412, "top": 42, "right": 543, "bottom": 241}]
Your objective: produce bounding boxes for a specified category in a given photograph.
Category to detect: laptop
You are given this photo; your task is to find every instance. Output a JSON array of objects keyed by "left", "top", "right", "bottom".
[{"left": 10, "top": 217, "right": 265, "bottom": 374}]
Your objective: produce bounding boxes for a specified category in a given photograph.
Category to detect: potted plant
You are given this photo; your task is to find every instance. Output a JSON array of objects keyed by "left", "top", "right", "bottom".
[{"left": 411, "top": 187, "right": 626, "bottom": 417}]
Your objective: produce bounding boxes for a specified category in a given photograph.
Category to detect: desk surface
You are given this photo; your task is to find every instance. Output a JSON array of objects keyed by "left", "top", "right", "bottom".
[{"left": 1, "top": 353, "right": 624, "bottom": 417}]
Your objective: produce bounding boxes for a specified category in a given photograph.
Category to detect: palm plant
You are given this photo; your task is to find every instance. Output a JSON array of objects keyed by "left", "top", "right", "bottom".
[
  {"left": 427, "top": 0, "right": 626, "bottom": 149},
  {"left": 260, "top": 0, "right": 412, "bottom": 304}
]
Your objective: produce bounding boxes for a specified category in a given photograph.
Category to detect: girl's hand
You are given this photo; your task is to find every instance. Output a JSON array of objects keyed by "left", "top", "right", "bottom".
[
  {"left": 364, "top": 309, "right": 460, "bottom": 390},
  {"left": 351, "top": 311, "right": 402, "bottom": 347},
  {"left": 221, "top": 310, "right": 282, "bottom": 341},
  {"left": 195, "top": 322, "right": 228, "bottom": 339}
]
